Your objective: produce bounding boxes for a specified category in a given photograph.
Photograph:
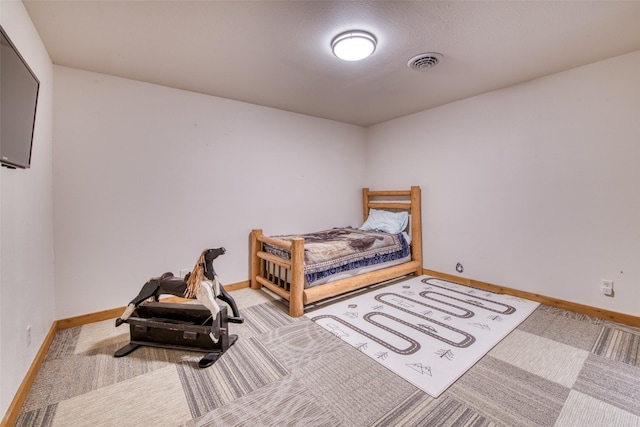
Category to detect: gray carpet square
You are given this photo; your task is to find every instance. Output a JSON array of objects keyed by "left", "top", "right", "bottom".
[
  {"left": 194, "top": 376, "right": 341, "bottom": 427},
  {"left": 592, "top": 325, "right": 640, "bottom": 367},
  {"left": 529, "top": 305, "right": 604, "bottom": 325},
  {"left": 177, "top": 337, "right": 289, "bottom": 417},
  {"left": 44, "top": 328, "right": 80, "bottom": 361},
  {"left": 555, "top": 390, "right": 640, "bottom": 427},
  {"left": 256, "top": 320, "right": 348, "bottom": 370},
  {"left": 519, "top": 305, "right": 602, "bottom": 351},
  {"left": 230, "top": 301, "right": 301, "bottom": 339},
  {"left": 294, "top": 343, "right": 417, "bottom": 426},
  {"left": 371, "top": 392, "right": 498, "bottom": 427},
  {"left": 573, "top": 353, "right": 640, "bottom": 417},
  {"left": 447, "top": 355, "right": 570, "bottom": 426},
  {"left": 14, "top": 403, "right": 57, "bottom": 427}
]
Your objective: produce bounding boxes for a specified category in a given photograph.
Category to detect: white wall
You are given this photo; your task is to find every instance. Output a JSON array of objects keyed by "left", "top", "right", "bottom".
[
  {"left": 0, "top": 0, "right": 54, "bottom": 418},
  {"left": 366, "top": 50, "right": 640, "bottom": 316},
  {"left": 53, "top": 66, "right": 367, "bottom": 319}
]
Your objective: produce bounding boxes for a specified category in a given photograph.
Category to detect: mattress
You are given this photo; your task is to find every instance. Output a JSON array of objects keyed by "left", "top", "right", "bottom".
[
  {"left": 263, "top": 227, "right": 411, "bottom": 288},
  {"left": 307, "top": 253, "right": 412, "bottom": 287}
]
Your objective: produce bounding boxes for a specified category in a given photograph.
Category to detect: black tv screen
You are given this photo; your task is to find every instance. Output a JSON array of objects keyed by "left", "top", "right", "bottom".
[{"left": 1, "top": 25, "right": 40, "bottom": 169}]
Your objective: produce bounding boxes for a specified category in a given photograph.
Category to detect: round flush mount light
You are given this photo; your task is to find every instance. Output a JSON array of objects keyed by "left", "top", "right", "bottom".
[{"left": 331, "top": 30, "right": 377, "bottom": 61}]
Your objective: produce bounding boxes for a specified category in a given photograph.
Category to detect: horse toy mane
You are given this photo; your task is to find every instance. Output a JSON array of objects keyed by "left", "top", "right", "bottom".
[{"left": 184, "top": 251, "right": 206, "bottom": 298}]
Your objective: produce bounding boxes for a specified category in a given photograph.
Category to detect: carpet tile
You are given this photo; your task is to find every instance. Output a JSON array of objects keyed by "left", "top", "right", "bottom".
[
  {"left": 592, "top": 325, "right": 640, "bottom": 367},
  {"left": 257, "top": 320, "right": 349, "bottom": 370},
  {"left": 448, "top": 355, "right": 570, "bottom": 426},
  {"left": 371, "top": 392, "right": 500, "bottom": 427},
  {"left": 518, "top": 305, "right": 602, "bottom": 351},
  {"left": 295, "top": 344, "right": 415, "bottom": 426},
  {"left": 51, "top": 365, "right": 191, "bottom": 427},
  {"left": 74, "top": 318, "right": 130, "bottom": 354},
  {"left": 195, "top": 376, "right": 341, "bottom": 427},
  {"left": 489, "top": 329, "right": 589, "bottom": 387},
  {"left": 14, "top": 404, "right": 57, "bottom": 427},
  {"left": 43, "top": 328, "right": 80, "bottom": 362},
  {"left": 177, "top": 337, "right": 289, "bottom": 417},
  {"left": 14, "top": 285, "right": 640, "bottom": 427},
  {"left": 554, "top": 390, "right": 640, "bottom": 427},
  {"left": 231, "top": 301, "right": 301, "bottom": 339},
  {"left": 572, "top": 353, "right": 640, "bottom": 417}
]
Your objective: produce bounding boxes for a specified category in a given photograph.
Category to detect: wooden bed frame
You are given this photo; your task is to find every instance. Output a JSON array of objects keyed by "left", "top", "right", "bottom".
[{"left": 250, "top": 186, "right": 423, "bottom": 317}]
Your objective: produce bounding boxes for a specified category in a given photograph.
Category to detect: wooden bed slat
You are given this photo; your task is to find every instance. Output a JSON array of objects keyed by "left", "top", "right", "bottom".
[
  {"left": 257, "top": 234, "right": 292, "bottom": 250},
  {"left": 255, "top": 276, "right": 291, "bottom": 299},
  {"left": 303, "top": 260, "right": 421, "bottom": 304},
  {"left": 367, "top": 202, "right": 412, "bottom": 210},
  {"left": 257, "top": 251, "right": 291, "bottom": 269},
  {"left": 366, "top": 190, "right": 411, "bottom": 197}
]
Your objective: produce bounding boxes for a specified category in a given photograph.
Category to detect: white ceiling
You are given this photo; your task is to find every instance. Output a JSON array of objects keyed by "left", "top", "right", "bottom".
[{"left": 23, "top": 1, "right": 640, "bottom": 126}]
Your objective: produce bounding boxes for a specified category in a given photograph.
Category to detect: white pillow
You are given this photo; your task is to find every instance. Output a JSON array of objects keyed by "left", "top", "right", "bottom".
[{"left": 359, "top": 209, "right": 409, "bottom": 234}]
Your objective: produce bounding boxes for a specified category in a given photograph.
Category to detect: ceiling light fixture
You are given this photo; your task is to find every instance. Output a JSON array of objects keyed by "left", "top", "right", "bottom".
[{"left": 331, "top": 30, "right": 377, "bottom": 61}]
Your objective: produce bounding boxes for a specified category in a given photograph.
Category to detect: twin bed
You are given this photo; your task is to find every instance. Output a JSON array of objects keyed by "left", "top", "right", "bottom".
[{"left": 250, "top": 186, "right": 423, "bottom": 317}]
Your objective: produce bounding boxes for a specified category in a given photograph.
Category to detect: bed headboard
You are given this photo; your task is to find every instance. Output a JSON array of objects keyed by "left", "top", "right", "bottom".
[{"left": 362, "top": 186, "right": 422, "bottom": 270}]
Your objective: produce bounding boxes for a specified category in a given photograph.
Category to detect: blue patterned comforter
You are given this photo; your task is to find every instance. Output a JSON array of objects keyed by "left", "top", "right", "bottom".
[{"left": 264, "top": 228, "right": 410, "bottom": 285}]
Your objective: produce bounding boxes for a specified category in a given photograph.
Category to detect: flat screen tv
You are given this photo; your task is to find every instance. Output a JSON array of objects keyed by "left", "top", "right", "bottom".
[{"left": 1, "top": 25, "right": 40, "bottom": 169}]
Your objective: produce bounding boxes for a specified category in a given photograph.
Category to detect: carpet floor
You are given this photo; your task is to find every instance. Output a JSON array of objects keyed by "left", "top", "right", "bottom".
[
  {"left": 15, "top": 279, "right": 640, "bottom": 427},
  {"left": 307, "top": 276, "right": 540, "bottom": 398}
]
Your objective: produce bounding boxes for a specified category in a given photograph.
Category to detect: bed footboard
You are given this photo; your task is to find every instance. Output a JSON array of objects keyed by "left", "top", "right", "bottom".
[{"left": 250, "top": 229, "right": 305, "bottom": 317}]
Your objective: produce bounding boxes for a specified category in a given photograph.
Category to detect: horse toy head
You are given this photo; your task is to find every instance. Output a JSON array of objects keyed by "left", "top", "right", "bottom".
[
  {"left": 202, "top": 247, "right": 225, "bottom": 280},
  {"left": 204, "top": 247, "right": 226, "bottom": 262}
]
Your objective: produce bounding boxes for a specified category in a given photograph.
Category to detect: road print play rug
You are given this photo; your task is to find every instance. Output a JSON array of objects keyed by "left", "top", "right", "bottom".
[{"left": 307, "top": 275, "right": 539, "bottom": 397}]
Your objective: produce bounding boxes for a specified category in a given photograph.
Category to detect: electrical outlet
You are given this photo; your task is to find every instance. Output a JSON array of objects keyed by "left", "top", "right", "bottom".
[
  {"left": 179, "top": 269, "right": 190, "bottom": 278},
  {"left": 601, "top": 280, "right": 614, "bottom": 297},
  {"left": 26, "top": 325, "right": 32, "bottom": 347}
]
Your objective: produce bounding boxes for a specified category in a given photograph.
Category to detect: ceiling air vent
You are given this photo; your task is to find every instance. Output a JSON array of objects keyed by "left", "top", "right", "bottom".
[{"left": 407, "top": 52, "right": 443, "bottom": 71}]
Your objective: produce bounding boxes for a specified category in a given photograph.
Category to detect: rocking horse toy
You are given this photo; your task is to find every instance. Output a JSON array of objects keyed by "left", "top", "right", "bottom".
[{"left": 114, "top": 247, "right": 243, "bottom": 368}]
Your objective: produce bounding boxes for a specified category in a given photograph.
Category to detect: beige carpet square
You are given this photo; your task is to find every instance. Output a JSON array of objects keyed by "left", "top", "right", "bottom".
[
  {"left": 554, "top": 390, "right": 640, "bottom": 427},
  {"left": 51, "top": 365, "right": 191, "bottom": 427},
  {"left": 489, "top": 329, "right": 588, "bottom": 387},
  {"left": 75, "top": 318, "right": 129, "bottom": 354},
  {"left": 227, "top": 287, "right": 279, "bottom": 310}
]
